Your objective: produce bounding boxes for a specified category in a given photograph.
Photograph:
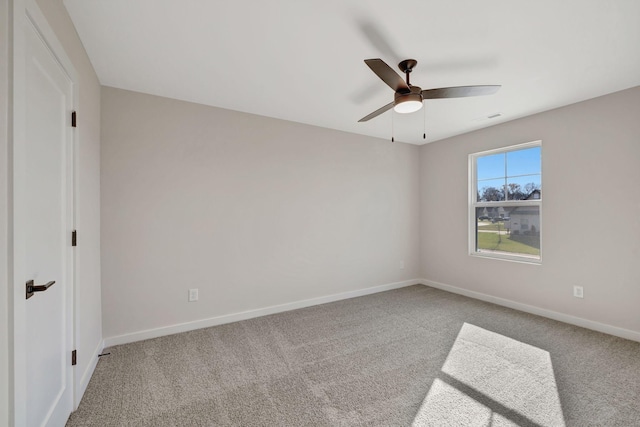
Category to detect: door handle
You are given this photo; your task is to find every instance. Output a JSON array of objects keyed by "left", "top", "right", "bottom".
[{"left": 25, "top": 279, "right": 56, "bottom": 300}]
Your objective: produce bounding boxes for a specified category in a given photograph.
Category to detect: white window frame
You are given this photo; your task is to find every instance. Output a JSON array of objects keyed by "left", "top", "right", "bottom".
[{"left": 468, "top": 140, "right": 542, "bottom": 264}]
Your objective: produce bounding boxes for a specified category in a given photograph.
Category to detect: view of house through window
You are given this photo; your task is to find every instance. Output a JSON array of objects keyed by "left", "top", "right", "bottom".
[{"left": 470, "top": 142, "right": 541, "bottom": 261}]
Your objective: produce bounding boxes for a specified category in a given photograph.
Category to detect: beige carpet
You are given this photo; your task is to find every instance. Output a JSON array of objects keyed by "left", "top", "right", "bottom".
[{"left": 67, "top": 285, "right": 640, "bottom": 426}]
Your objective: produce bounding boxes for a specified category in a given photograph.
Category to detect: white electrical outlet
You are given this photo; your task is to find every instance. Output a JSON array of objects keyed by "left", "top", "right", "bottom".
[
  {"left": 188, "top": 288, "right": 199, "bottom": 302},
  {"left": 399, "top": 260, "right": 405, "bottom": 269},
  {"left": 573, "top": 286, "right": 583, "bottom": 298}
]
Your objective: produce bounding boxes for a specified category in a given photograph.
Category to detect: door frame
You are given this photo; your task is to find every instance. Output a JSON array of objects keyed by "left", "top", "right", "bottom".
[{"left": 11, "top": 0, "right": 79, "bottom": 424}]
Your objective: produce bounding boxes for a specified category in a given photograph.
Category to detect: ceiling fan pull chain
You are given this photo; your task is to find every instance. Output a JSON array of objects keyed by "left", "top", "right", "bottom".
[
  {"left": 391, "top": 110, "right": 395, "bottom": 142},
  {"left": 423, "top": 104, "right": 426, "bottom": 140}
]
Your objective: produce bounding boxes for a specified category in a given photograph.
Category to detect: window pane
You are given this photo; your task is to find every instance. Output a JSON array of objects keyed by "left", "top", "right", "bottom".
[
  {"left": 477, "top": 178, "right": 505, "bottom": 201},
  {"left": 506, "top": 147, "right": 541, "bottom": 176},
  {"left": 475, "top": 205, "right": 540, "bottom": 258},
  {"left": 506, "top": 176, "right": 541, "bottom": 200},
  {"left": 477, "top": 153, "right": 505, "bottom": 181}
]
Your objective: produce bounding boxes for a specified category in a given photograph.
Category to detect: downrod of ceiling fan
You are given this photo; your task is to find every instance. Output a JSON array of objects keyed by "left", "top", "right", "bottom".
[{"left": 398, "top": 59, "right": 417, "bottom": 85}]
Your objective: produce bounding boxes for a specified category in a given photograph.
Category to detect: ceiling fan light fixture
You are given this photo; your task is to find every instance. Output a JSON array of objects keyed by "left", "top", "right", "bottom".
[{"left": 393, "top": 93, "right": 423, "bottom": 114}]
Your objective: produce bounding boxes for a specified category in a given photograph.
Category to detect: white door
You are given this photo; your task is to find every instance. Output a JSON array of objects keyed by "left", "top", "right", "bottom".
[{"left": 23, "top": 16, "right": 75, "bottom": 427}]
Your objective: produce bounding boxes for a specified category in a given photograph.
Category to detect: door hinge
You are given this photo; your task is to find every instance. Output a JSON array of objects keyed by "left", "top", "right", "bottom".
[
  {"left": 72, "top": 230, "right": 77, "bottom": 247},
  {"left": 71, "top": 111, "right": 77, "bottom": 128},
  {"left": 72, "top": 350, "right": 77, "bottom": 366}
]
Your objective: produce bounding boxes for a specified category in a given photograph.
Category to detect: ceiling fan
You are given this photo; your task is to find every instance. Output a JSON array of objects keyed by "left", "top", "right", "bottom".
[{"left": 358, "top": 58, "right": 501, "bottom": 122}]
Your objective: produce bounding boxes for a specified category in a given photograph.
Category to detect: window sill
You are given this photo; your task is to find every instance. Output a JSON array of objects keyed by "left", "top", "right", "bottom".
[{"left": 470, "top": 251, "right": 542, "bottom": 265}]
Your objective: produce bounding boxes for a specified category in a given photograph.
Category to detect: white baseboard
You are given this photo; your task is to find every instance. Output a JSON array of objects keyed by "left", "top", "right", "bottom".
[
  {"left": 420, "top": 278, "right": 640, "bottom": 343},
  {"left": 104, "top": 278, "right": 422, "bottom": 347},
  {"left": 75, "top": 338, "right": 104, "bottom": 409}
]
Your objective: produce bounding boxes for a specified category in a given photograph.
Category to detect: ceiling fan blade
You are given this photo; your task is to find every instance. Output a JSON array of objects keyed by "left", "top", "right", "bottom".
[
  {"left": 421, "top": 85, "right": 501, "bottom": 99},
  {"left": 365, "top": 59, "right": 409, "bottom": 93},
  {"left": 358, "top": 102, "right": 394, "bottom": 122}
]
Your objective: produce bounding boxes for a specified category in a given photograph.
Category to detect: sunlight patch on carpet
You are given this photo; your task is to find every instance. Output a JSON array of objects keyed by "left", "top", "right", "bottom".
[{"left": 413, "top": 323, "right": 565, "bottom": 426}]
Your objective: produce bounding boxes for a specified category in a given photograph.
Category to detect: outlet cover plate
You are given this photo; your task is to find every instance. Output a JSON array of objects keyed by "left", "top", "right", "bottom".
[{"left": 573, "top": 286, "right": 583, "bottom": 298}]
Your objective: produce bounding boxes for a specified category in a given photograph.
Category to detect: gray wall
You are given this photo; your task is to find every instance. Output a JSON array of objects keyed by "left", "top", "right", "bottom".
[
  {"left": 420, "top": 86, "right": 640, "bottom": 335},
  {"left": 101, "top": 87, "right": 421, "bottom": 340},
  {"left": 101, "top": 85, "right": 640, "bottom": 342},
  {"left": 1, "top": 0, "right": 11, "bottom": 423}
]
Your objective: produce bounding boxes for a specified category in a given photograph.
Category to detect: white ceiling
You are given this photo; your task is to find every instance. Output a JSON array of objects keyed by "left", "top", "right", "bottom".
[{"left": 64, "top": 0, "right": 640, "bottom": 145}]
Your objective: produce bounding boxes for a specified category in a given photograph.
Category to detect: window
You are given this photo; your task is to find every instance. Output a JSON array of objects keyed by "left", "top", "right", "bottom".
[{"left": 469, "top": 141, "right": 541, "bottom": 262}]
